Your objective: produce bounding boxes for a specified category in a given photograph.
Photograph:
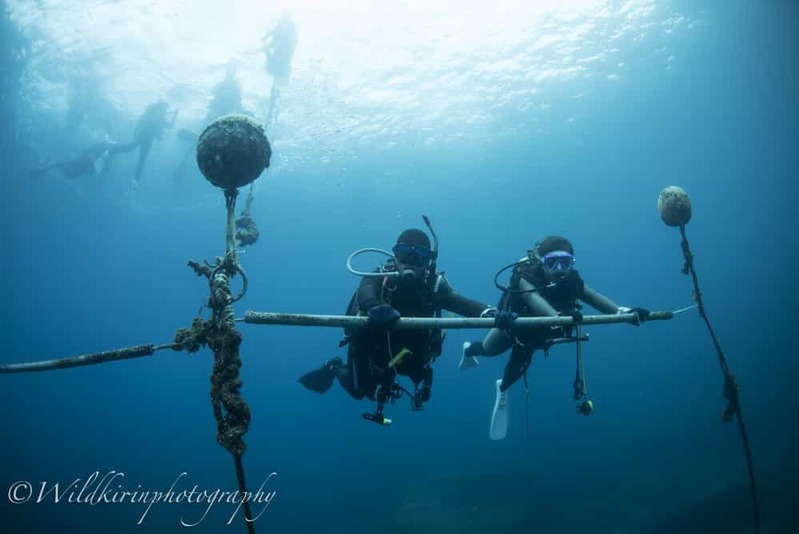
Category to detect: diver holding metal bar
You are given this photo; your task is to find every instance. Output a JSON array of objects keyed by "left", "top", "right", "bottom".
[
  {"left": 298, "top": 216, "right": 506, "bottom": 426},
  {"left": 459, "top": 235, "right": 651, "bottom": 440}
]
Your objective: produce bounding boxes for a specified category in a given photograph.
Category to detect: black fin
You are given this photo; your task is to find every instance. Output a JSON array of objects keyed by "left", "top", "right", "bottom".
[{"left": 299, "top": 365, "right": 335, "bottom": 394}]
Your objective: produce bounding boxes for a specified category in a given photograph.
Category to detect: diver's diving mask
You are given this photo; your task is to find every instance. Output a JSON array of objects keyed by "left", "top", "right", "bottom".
[
  {"left": 392, "top": 243, "right": 433, "bottom": 267},
  {"left": 542, "top": 251, "right": 575, "bottom": 273},
  {"left": 392, "top": 243, "right": 432, "bottom": 284}
]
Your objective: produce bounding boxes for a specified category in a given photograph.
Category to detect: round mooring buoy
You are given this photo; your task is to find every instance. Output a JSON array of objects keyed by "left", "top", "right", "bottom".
[
  {"left": 657, "top": 186, "right": 692, "bottom": 227},
  {"left": 196, "top": 114, "right": 271, "bottom": 190}
]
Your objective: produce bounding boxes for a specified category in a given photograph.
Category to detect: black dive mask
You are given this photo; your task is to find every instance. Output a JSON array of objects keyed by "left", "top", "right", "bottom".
[
  {"left": 393, "top": 243, "right": 431, "bottom": 285},
  {"left": 393, "top": 243, "right": 432, "bottom": 266}
]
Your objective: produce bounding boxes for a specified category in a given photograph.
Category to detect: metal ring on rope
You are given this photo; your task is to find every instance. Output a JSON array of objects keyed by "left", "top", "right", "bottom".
[{"left": 210, "top": 261, "right": 249, "bottom": 304}]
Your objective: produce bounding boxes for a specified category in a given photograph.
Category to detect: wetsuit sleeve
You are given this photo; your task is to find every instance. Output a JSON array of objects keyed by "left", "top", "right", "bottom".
[
  {"left": 518, "top": 277, "right": 559, "bottom": 316},
  {"left": 580, "top": 283, "right": 621, "bottom": 314},
  {"left": 437, "top": 277, "right": 491, "bottom": 317},
  {"left": 356, "top": 274, "right": 383, "bottom": 312}
]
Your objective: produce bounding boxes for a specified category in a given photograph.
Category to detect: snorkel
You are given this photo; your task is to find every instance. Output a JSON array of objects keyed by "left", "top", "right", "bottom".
[
  {"left": 346, "top": 216, "right": 439, "bottom": 283},
  {"left": 421, "top": 215, "right": 439, "bottom": 287}
]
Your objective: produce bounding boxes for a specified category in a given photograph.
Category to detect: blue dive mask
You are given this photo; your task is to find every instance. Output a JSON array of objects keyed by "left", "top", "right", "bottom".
[{"left": 542, "top": 251, "right": 575, "bottom": 272}]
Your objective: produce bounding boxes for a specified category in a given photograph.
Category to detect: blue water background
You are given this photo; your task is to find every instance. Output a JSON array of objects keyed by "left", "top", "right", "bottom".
[{"left": 1, "top": 1, "right": 797, "bottom": 532}]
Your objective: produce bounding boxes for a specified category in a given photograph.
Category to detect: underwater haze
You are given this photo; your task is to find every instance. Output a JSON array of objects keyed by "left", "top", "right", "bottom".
[{"left": 1, "top": 0, "right": 797, "bottom": 533}]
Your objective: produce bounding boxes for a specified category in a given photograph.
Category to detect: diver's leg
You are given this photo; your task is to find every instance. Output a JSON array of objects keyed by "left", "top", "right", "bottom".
[
  {"left": 133, "top": 138, "right": 153, "bottom": 184},
  {"left": 172, "top": 144, "right": 195, "bottom": 182},
  {"left": 499, "top": 344, "right": 536, "bottom": 392},
  {"left": 29, "top": 161, "right": 59, "bottom": 179},
  {"left": 266, "top": 84, "right": 280, "bottom": 128},
  {"left": 416, "top": 366, "right": 433, "bottom": 403},
  {"left": 460, "top": 328, "right": 512, "bottom": 370},
  {"left": 339, "top": 343, "right": 370, "bottom": 400},
  {"left": 109, "top": 141, "right": 138, "bottom": 154},
  {"left": 467, "top": 328, "right": 513, "bottom": 357}
]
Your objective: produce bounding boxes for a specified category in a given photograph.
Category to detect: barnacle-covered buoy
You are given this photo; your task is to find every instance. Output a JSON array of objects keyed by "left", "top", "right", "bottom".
[
  {"left": 196, "top": 114, "right": 271, "bottom": 190},
  {"left": 657, "top": 186, "right": 692, "bottom": 227}
]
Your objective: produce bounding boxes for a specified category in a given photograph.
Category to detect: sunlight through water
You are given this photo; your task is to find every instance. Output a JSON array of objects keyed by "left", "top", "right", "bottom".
[{"left": 7, "top": 0, "right": 695, "bottom": 165}]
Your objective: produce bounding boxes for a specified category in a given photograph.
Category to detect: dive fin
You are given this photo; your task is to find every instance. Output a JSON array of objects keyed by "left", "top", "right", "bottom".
[
  {"left": 94, "top": 150, "right": 110, "bottom": 174},
  {"left": 299, "top": 358, "right": 341, "bottom": 394},
  {"left": 489, "top": 379, "right": 509, "bottom": 440},
  {"left": 459, "top": 342, "right": 479, "bottom": 370},
  {"left": 299, "top": 367, "right": 335, "bottom": 394}
]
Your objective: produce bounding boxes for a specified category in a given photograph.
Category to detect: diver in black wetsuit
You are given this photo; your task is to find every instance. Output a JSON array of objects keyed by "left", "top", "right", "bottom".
[
  {"left": 206, "top": 61, "right": 244, "bottom": 122},
  {"left": 462, "top": 235, "right": 649, "bottom": 390},
  {"left": 460, "top": 235, "right": 650, "bottom": 439},
  {"left": 29, "top": 139, "right": 118, "bottom": 180},
  {"left": 113, "top": 99, "right": 178, "bottom": 187},
  {"left": 174, "top": 61, "right": 244, "bottom": 182},
  {"left": 261, "top": 13, "right": 297, "bottom": 128},
  {"left": 300, "top": 224, "right": 510, "bottom": 423}
]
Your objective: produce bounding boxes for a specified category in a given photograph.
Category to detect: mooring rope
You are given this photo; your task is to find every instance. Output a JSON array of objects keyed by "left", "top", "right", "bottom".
[{"left": 679, "top": 224, "right": 759, "bottom": 534}]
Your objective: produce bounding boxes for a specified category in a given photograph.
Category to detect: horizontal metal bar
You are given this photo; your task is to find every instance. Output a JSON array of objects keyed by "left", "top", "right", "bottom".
[{"left": 242, "top": 310, "right": 672, "bottom": 329}]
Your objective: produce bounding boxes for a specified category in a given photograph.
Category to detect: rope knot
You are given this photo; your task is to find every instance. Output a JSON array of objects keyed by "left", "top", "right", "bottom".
[{"left": 172, "top": 317, "right": 210, "bottom": 353}]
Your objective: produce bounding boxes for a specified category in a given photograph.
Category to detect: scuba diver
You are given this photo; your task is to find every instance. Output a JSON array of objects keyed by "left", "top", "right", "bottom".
[
  {"left": 113, "top": 99, "right": 178, "bottom": 188},
  {"left": 234, "top": 187, "right": 259, "bottom": 247},
  {"left": 205, "top": 60, "right": 244, "bottom": 121},
  {"left": 460, "top": 235, "right": 650, "bottom": 440},
  {"left": 29, "top": 138, "right": 119, "bottom": 180},
  {"left": 261, "top": 12, "right": 297, "bottom": 128},
  {"left": 299, "top": 218, "right": 507, "bottom": 426},
  {"left": 174, "top": 60, "right": 244, "bottom": 182}
]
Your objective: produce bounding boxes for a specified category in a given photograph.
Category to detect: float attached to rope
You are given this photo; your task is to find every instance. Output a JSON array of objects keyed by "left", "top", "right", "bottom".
[{"left": 658, "top": 185, "right": 759, "bottom": 534}]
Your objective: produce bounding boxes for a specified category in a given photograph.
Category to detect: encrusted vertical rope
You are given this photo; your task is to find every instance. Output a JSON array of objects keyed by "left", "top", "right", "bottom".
[
  {"left": 204, "top": 189, "right": 256, "bottom": 534},
  {"left": 226, "top": 189, "right": 239, "bottom": 259},
  {"left": 212, "top": 270, "right": 236, "bottom": 328}
]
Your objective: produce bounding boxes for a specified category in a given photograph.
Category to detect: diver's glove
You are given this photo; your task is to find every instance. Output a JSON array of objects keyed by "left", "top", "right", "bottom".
[
  {"left": 493, "top": 311, "right": 518, "bottom": 331},
  {"left": 479, "top": 307, "right": 518, "bottom": 330},
  {"left": 367, "top": 304, "right": 401, "bottom": 329},
  {"left": 632, "top": 307, "right": 650, "bottom": 324},
  {"left": 617, "top": 306, "right": 650, "bottom": 326}
]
